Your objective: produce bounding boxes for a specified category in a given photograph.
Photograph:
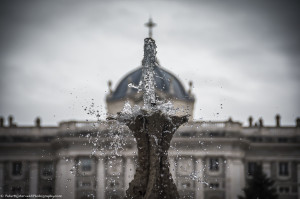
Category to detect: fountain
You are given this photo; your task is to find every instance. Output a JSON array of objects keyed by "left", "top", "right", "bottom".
[{"left": 110, "top": 38, "right": 188, "bottom": 199}]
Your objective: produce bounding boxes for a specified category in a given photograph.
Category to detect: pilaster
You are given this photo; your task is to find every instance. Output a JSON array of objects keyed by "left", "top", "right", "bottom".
[
  {"left": 195, "top": 158, "right": 204, "bottom": 199},
  {"left": 96, "top": 157, "right": 105, "bottom": 199},
  {"left": 297, "top": 163, "right": 300, "bottom": 199},
  {"left": 169, "top": 156, "right": 176, "bottom": 181},
  {"left": 225, "top": 158, "right": 245, "bottom": 199},
  {"left": 29, "top": 161, "right": 38, "bottom": 198},
  {"left": 0, "top": 162, "right": 3, "bottom": 195},
  {"left": 262, "top": 161, "right": 271, "bottom": 178},
  {"left": 55, "top": 157, "right": 76, "bottom": 199},
  {"left": 124, "top": 157, "right": 135, "bottom": 191}
]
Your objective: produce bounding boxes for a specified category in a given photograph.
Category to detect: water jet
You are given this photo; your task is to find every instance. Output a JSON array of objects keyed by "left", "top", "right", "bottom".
[{"left": 110, "top": 38, "right": 188, "bottom": 199}]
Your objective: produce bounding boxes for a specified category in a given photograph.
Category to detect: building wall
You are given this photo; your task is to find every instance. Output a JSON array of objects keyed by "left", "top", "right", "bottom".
[{"left": 0, "top": 120, "right": 299, "bottom": 199}]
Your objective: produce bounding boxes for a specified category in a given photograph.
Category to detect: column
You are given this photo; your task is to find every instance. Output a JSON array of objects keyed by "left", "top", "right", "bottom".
[
  {"left": 29, "top": 161, "right": 38, "bottom": 198},
  {"left": 195, "top": 158, "right": 204, "bottom": 199},
  {"left": 55, "top": 158, "right": 76, "bottom": 199},
  {"left": 124, "top": 157, "right": 135, "bottom": 191},
  {"left": 225, "top": 158, "right": 245, "bottom": 199},
  {"left": 262, "top": 162, "right": 271, "bottom": 178},
  {"left": 169, "top": 156, "right": 176, "bottom": 182},
  {"left": 0, "top": 162, "right": 3, "bottom": 195},
  {"left": 55, "top": 159, "right": 63, "bottom": 196},
  {"left": 297, "top": 163, "right": 300, "bottom": 199},
  {"left": 96, "top": 157, "right": 105, "bottom": 199}
]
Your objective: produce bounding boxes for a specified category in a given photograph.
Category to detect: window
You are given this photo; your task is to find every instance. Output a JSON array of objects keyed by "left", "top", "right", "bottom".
[
  {"left": 107, "top": 158, "right": 123, "bottom": 176},
  {"left": 181, "top": 132, "right": 194, "bottom": 137},
  {"left": 278, "top": 186, "right": 290, "bottom": 194},
  {"left": 41, "top": 162, "right": 54, "bottom": 177},
  {"left": 207, "top": 157, "right": 222, "bottom": 175},
  {"left": 78, "top": 157, "right": 95, "bottom": 176},
  {"left": 41, "top": 185, "right": 53, "bottom": 194},
  {"left": 82, "top": 182, "right": 91, "bottom": 187},
  {"left": 77, "top": 180, "right": 95, "bottom": 191},
  {"left": 265, "top": 137, "right": 273, "bottom": 143},
  {"left": 209, "top": 183, "right": 219, "bottom": 189},
  {"left": 209, "top": 158, "right": 219, "bottom": 171},
  {"left": 278, "top": 162, "right": 289, "bottom": 176},
  {"left": 12, "top": 162, "right": 22, "bottom": 176},
  {"left": 79, "top": 192, "right": 96, "bottom": 199},
  {"left": 107, "top": 178, "right": 121, "bottom": 189},
  {"left": 248, "top": 162, "right": 257, "bottom": 176},
  {"left": 81, "top": 159, "right": 92, "bottom": 172},
  {"left": 177, "top": 157, "right": 194, "bottom": 176},
  {"left": 11, "top": 186, "right": 22, "bottom": 194},
  {"left": 78, "top": 181, "right": 93, "bottom": 189},
  {"left": 80, "top": 196, "right": 94, "bottom": 199},
  {"left": 181, "top": 181, "right": 191, "bottom": 189},
  {"left": 177, "top": 178, "right": 194, "bottom": 190},
  {"left": 278, "top": 137, "right": 288, "bottom": 143}
]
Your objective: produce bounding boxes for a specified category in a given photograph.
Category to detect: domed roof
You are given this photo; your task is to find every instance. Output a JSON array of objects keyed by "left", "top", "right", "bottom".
[{"left": 108, "top": 65, "right": 194, "bottom": 101}]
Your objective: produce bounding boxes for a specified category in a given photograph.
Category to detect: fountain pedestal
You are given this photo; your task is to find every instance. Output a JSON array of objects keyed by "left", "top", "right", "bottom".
[
  {"left": 109, "top": 37, "right": 188, "bottom": 198},
  {"left": 121, "top": 110, "right": 188, "bottom": 199}
]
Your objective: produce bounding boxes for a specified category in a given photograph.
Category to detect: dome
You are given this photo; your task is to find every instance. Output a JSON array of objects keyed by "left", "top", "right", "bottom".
[{"left": 107, "top": 65, "right": 194, "bottom": 102}]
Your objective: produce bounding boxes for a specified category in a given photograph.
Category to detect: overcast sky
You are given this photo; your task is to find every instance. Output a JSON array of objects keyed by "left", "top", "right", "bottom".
[{"left": 0, "top": 0, "right": 299, "bottom": 126}]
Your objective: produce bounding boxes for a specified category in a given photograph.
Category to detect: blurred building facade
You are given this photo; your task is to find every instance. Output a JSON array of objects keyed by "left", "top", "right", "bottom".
[
  {"left": 0, "top": 34, "right": 300, "bottom": 199},
  {"left": 0, "top": 62, "right": 300, "bottom": 199}
]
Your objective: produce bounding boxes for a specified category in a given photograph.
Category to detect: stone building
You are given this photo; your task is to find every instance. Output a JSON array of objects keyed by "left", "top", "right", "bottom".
[
  {"left": 0, "top": 21, "right": 300, "bottom": 199},
  {"left": 1, "top": 60, "right": 300, "bottom": 199}
]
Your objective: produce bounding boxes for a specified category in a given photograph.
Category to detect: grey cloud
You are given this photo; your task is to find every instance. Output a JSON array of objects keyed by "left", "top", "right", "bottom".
[{"left": 0, "top": 0, "right": 299, "bottom": 126}]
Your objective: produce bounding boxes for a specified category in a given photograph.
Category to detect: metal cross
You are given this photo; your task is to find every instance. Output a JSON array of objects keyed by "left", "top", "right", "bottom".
[{"left": 145, "top": 18, "right": 156, "bottom": 38}]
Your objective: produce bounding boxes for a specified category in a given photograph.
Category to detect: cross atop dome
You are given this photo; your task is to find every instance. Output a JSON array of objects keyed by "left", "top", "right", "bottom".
[{"left": 145, "top": 18, "right": 156, "bottom": 38}]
